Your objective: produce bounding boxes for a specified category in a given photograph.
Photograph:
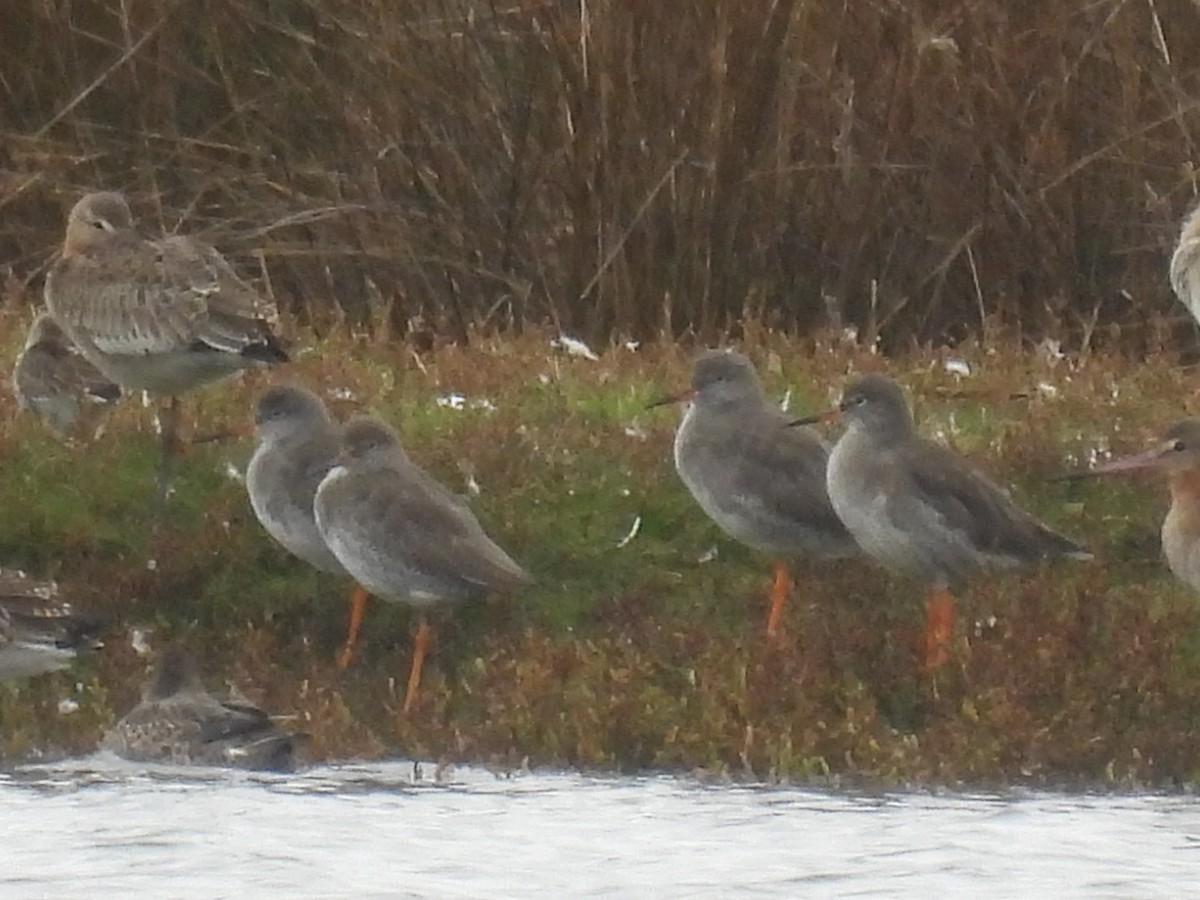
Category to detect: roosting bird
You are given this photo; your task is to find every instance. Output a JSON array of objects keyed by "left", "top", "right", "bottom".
[
  {"left": 102, "top": 644, "right": 304, "bottom": 772},
  {"left": 0, "top": 569, "right": 104, "bottom": 681},
  {"left": 12, "top": 312, "right": 121, "bottom": 439}
]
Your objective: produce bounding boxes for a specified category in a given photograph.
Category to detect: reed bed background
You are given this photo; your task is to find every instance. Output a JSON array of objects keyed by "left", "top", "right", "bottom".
[{"left": 3, "top": 0, "right": 1200, "bottom": 349}]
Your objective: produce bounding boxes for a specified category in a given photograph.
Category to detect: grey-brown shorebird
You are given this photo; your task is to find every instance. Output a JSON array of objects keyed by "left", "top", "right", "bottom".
[
  {"left": 101, "top": 644, "right": 303, "bottom": 771},
  {"left": 0, "top": 569, "right": 104, "bottom": 681},
  {"left": 43, "top": 192, "right": 288, "bottom": 494},
  {"left": 313, "top": 415, "right": 532, "bottom": 713},
  {"left": 246, "top": 384, "right": 369, "bottom": 667},
  {"left": 792, "top": 373, "right": 1090, "bottom": 669},
  {"left": 648, "top": 350, "right": 857, "bottom": 639},
  {"left": 12, "top": 312, "right": 121, "bottom": 438},
  {"left": 1085, "top": 420, "right": 1200, "bottom": 593}
]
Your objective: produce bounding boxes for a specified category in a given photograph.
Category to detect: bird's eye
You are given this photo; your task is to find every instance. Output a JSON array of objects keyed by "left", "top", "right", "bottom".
[{"left": 1173, "top": 440, "right": 1186, "bottom": 452}]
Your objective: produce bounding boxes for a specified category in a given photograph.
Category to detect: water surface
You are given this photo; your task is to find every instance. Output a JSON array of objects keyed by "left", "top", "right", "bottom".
[{"left": 2, "top": 759, "right": 1197, "bottom": 897}]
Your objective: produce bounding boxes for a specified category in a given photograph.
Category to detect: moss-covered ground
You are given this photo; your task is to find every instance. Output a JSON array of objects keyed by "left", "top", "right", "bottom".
[{"left": 1, "top": 313, "right": 1198, "bottom": 788}]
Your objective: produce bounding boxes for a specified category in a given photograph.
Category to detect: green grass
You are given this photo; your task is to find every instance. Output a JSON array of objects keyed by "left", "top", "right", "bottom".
[{"left": 3, "top": 326, "right": 1200, "bottom": 786}]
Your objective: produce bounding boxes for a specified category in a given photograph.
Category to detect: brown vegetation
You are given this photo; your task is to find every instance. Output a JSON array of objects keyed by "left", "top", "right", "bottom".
[
  {"left": 0, "top": 307, "right": 1197, "bottom": 786},
  {"left": 5, "top": 1, "right": 1200, "bottom": 787},
  {"left": 3, "top": 1, "right": 1200, "bottom": 348}
]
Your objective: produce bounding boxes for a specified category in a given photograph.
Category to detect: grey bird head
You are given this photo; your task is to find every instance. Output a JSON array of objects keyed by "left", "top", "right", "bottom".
[
  {"left": 689, "top": 350, "right": 765, "bottom": 411},
  {"left": 339, "top": 416, "right": 404, "bottom": 467},
  {"left": 254, "top": 384, "right": 333, "bottom": 445},
  {"left": 63, "top": 192, "right": 135, "bottom": 255},
  {"left": 838, "top": 374, "right": 915, "bottom": 441}
]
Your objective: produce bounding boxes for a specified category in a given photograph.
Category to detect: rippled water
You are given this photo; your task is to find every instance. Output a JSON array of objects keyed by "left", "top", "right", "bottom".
[{"left": 2, "top": 757, "right": 1198, "bottom": 898}]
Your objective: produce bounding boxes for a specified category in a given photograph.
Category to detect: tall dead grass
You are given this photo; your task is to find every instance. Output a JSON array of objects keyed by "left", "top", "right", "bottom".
[{"left": 2, "top": 0, "right": 1200, "bottom": 349}]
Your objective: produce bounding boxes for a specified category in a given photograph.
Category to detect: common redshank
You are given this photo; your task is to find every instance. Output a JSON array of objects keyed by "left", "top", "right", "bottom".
[
  {"left": 792, "top": 373, "right": 1091, "bottom": 668},
  {"left": 648, "top": 350, "right": 857, "bottom": 639},
  {"left": 11, "top": 313, "right": 121, "bottom": 438},
  {"left": 101, "top": 644, "right": 304, "bottom": 771},
  {"left": 246, "top": 384, "right": 369, "bottom": 667},
  {"left": 43, "top": 192, "right": 287, "bottom": 494},
  {"left": 0, "top": 570, "right": 104, "bottom": 681},
  {"left": 1085, "top": 420, "right": 1200, "bottom": 593},
  {"left": 313, "top": 415, "right": 532, "bottom": 712}
]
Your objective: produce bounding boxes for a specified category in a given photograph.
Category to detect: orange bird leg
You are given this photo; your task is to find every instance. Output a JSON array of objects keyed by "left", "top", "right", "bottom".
[
  {"left": 335, "top": 584, "right": 370, "bottom": 670},
  {"left": 921, "top": 587, "right": 956, "bottom": 670},
  {"left": 765, "top": 559, "right": 791, "bottom": 640},
  {"left": 402, "top": 618, "right": 432, "bottom": 714}
]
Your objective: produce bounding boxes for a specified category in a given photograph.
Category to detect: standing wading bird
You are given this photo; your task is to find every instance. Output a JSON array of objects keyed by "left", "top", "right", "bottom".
[
  {"left": 101, "top": 644, "right": 305, "bottom": 771},
  {"left": 246, "top": 385, "right": 370, "bottom": 668},
  {"left": 43, "top": 192, "right": 288, "bottom": 497},
  {"left": 647, "top": 350, "right": 858, "bottom": 639},
  {"left": 1083, "top": 420, "right": 1200, "bottom": 593},
  {"left": 0, "top": 570, "right": 105, "bottom": 681},
  {"left": 313, "top": 416, "right": 532, "bottom": 713},
  {"left": 791, "top": 374, "right": 1091, "bottom": 669},
  {"left": 12, "top": 312, "right": 122, "bottom": 439}
]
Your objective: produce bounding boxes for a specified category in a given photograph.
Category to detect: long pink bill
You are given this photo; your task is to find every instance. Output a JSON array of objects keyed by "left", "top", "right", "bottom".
[{"left": 1083, "top": 446, "right": 1170, "bottom": 477}]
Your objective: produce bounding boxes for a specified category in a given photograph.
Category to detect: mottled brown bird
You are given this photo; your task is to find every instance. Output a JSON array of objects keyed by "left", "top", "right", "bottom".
[
  {"left": 44, "top": 192, "right": 287, "bottom": 493},
  {"left": 101, "top": 644, "right": 304, "bottom": 771},
  {"left": 12, "top": 312, "right": 121, "bottom": 438},
  {"left": 0, "top": 569, "right": 104, "bottom": 681},
  {"left": 314, "top": 416, "right": 532, "bottom": 713}
]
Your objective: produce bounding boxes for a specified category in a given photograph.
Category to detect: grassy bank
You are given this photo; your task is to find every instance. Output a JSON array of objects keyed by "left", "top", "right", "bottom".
[{"left": 1, "top": 310, "right": 1198, "bottom": 787}]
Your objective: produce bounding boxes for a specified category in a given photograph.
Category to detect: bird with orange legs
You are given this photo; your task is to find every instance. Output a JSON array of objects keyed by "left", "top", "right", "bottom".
[
  {"left": 1085, "top": 421, "right": 1200, "bottom": 593},
  {"left": 313, "top": 416, "right": 532, "bottom": 713},
  {"left": 648, "top": 350, "right": 857, "bottom": 641},
  {"left": 792, "top": 374, "right": 1091, "bottom": 669},
  {"left": 246, "top": 385, "right": 370, "bottom": 668}
]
